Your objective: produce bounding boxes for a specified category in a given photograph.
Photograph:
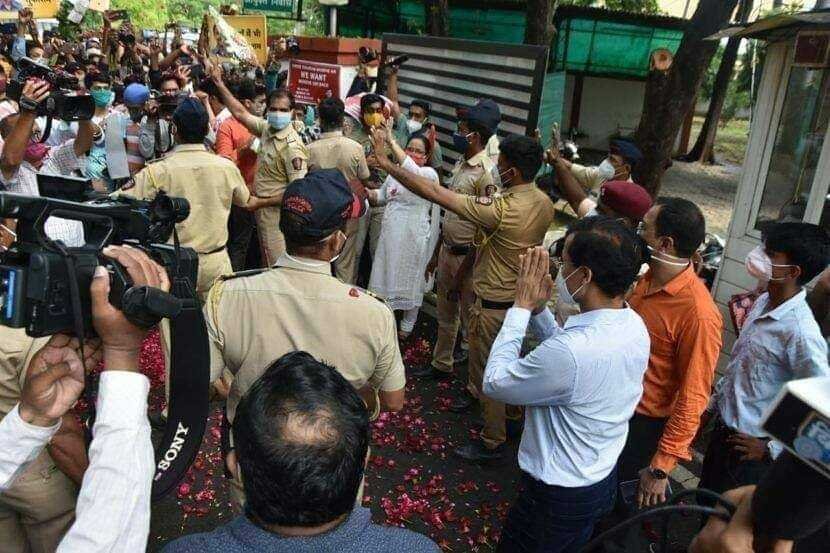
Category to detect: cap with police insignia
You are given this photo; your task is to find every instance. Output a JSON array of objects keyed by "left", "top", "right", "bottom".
[
  {"left": 280, "top": 169, "right": 367, "bottom": 243},
  {"left": 610, "top": 139, "right": 644, "bottom": 168},
  {"left": 457, "top": 99, "right": 501, "bottom": 133}
]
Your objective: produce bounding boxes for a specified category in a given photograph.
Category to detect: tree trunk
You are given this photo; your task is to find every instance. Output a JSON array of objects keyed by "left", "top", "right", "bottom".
[
  {"left": 684, "top": 0, "right": 752, "bottom": 164},
  {"left": 633, "top": 0, "right": 740, "bottom": 196},
  {"left": 524, "top": 0, "right": 557, "bottom": 46},
  {"left": 424, "top": 0, "right": 449, "bottom": 37}
]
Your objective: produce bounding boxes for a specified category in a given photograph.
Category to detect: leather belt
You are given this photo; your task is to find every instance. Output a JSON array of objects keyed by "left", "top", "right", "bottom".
[
  {"left": 201, "top": 245, "right": 227, "bottom": 255},
  {"left": 480, "top": 298, "right": 513, "bottom": 311},
  {"left": 444, "top": 243, "right": 471, "bottom": 256}
]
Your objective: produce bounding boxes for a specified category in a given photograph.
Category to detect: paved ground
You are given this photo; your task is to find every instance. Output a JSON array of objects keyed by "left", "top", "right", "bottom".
[{"left": 146, "top": 315, "right": 705, "bottom": 552}]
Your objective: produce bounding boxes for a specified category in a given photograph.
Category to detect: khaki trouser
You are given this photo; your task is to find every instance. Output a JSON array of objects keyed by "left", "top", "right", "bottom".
[
  {"left": 163, "top": 249, "right": 233, "bottom": 401},
  {"left": 431, "top": 245, "right": 474, "bottom": 374},
  {"left": 467, "top": 299, "right": 522, "bottom": 450},
  {"left": 0, "top": 451, "right": 77, "bottom": 553},
  {"left": 334, "top": 216, "right": 361, "bottom": 284},
  {"left": 352, "top": 206, "right": 384, "bottom": 271},
  {"left": 368, "top": 206, "right": 384, "bottom": 258},
  {"left": 256, "top": 205, "right": 284, "bottom": 267}
]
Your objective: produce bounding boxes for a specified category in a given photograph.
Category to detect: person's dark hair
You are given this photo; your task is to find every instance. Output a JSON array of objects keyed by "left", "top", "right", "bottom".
[
  {"left": 360, "top": 93, "right": 383, "bottom": 114},
  {"left": 407, "top": 132, "right": 432, "bottom": 158},
  {"left": 172, "top": 104, "right": 208, "bottom": 144},
  {"left": 764, "top": 222, "right": 830, "bottom": 285},
  {"left": 236, "top": 78, "right": 257, "bottom": 102},
  {"left": 499, "top": 134, "right": 542, "bottom": 181},
  {"left": 464, "top": 120, "right": 493, "bottom": 144},
  {"left": 564, "top": 215, "right": 642, "bottom": 297},
  {"left": 318, "top": 97, "right": 345, "bottom": 130},
  {"left": 232, "top": 352, "right": 369, "bottom": 527},
  {"left": 159, "top": 72, "right": 183, "bottom": 89},
  {"left": 85, "top": 71, "right": 111, "bottom": 89},
  {"left": 410, "top": 99, "right": 430, "bottom": 117},
  {"left": 654, "top": 197, "right": 706, "bottom": 258},
  {"left": 267, "top": 87, "right": 295, "bottom": 110},
  {"left": 25, "top": 41, "right": 41, "bottom": 56}
]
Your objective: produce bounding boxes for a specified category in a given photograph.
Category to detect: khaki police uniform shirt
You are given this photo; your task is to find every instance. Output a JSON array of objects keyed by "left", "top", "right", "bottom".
[
  {"left": 252, "top": 119, "right": 309, "bottom": 198},
  {"left": 569, "top": 162, "right": 606, "bottom": 191},
  {"left": 307, "top": 131, "right": 371, "bottom": 183},
  {"left": 0, "top": 328, "right": 47, "bottom": 419},
  {"left": 443, "top": 150, "right": 497, "bottom": 247},
  {"left": 459, "top": 183, "right": 556, "bottom": 303},
  {"left": 205, "top": 254, "right": 406, "bottom": 423},
  {"left": 120, "top": 144, "right": 251, "bottom": 254}
]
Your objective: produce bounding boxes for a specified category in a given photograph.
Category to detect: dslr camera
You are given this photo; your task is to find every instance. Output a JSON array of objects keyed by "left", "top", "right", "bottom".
[
  {"left": 7, "top": 57, "right": 95, "bottom": 122},
  {"left": 0, "top": 176, "right": 197, "bottom": 337}
]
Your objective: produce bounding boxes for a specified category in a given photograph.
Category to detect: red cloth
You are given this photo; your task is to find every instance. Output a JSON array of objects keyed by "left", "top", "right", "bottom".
[{"left": 214, "top": 116, "right": 258, "bottom": 191}]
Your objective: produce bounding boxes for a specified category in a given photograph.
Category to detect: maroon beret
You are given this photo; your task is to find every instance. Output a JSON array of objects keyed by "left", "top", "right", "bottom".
[{"left": 599, "top": 180, "right": 653, "bottom": 221}]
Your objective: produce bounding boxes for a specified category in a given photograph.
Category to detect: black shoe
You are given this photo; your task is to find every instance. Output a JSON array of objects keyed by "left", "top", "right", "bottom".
[
  {"left": 453, "top": 348, "right": 469, "bottom": 364},
  {"left": 448, "top": 393, "right": 476, "bottom": 413},
  {"left": 472, "top": 417, "right": 524, "bottom": 440},
  {"left": 148, "top": 411, "right": 167, "bottom": 430},
  {"left": 453, "top": 440, "right": 505, "bottom": 463},
  {"left": 410, "top": 364, "right": 452, "bottom": 379}
]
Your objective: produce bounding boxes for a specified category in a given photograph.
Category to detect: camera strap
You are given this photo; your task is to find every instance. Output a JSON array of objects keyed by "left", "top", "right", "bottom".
[{"left": 151, "top": 229, "right": 210, "bottom": 500}]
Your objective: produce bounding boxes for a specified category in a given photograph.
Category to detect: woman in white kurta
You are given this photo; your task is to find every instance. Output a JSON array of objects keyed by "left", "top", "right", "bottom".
[{"left": 368, "top": 130, "right": 441, "bottom": 339}]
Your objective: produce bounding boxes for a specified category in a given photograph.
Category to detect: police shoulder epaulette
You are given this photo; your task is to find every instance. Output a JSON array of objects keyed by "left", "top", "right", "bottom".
[
  {"left": 218, "top": 268, "right": 269, "bottom": 281},
  {"left": 347, "top": 285, "right": 386, "bottom": 304}
]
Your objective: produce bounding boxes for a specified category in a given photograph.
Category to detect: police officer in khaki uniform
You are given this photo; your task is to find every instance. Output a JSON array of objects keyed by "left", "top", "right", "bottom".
[
  {"left": 307, "top": 97, "right": 372, "bottom": 284},
  {"left": 211, "top": 68, "right": 309, "bottom": 266},
  {"left": 411, "top": 100, "right": 499, "bottom": 385},
  {"left": 204, "top": 169, "right": 406, "bottom": 508},
  {"left": 371, "top": 131, "right": 555, "bottom": 463},
  {"left": 557, "top": 138, "right": 642, "bottom": 192},
  {"left": 118, "top": 98, "right": 274, "bottom": 300},
  {"left": 0, "top": 328, "right": 76, "bottom": 553}
]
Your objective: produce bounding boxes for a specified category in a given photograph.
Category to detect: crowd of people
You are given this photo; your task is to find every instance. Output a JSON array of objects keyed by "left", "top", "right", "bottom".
[{"left": 0, "top": 7, "right": 828, "bottom": 553}]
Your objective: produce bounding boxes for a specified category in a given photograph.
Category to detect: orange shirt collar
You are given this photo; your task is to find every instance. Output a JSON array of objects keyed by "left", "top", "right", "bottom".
[{"left": 641, "top": 264, "right": 696, "bottom": 297}]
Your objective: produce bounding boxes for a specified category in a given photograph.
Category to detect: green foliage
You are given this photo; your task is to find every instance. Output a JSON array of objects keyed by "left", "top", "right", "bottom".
[
  {"left": 560, "top": 0, "right": 661, "bottom": 13},
  {"left": 700, "top": 44, "right": 725, "bottom": 101}
]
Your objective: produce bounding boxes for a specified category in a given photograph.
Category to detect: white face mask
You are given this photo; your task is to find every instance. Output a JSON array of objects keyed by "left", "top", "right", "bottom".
[
  {"left": 646, "top": 244, "right": 690, "bottom": 267},
  {"left": 598, "top": 158, "right": 615, "bottom": 180},
  {"left": 745, "top": 245, "right": 794, "bottom": 283},
  {"left": 556, "top": 266, "right": 587, "bottom": 306},
  {"left": 406, "top": 119, "right": 423, "bottom": 134}
]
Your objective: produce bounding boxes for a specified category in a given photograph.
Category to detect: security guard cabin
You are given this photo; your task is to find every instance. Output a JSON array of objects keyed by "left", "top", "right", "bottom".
[{"left": 711, "top": 6, "right": 830, "bottom": 370}]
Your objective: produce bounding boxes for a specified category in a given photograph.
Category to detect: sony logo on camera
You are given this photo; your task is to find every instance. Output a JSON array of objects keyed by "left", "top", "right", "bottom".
[{"left": 154, "top": 422, "right": 191, "bottom": 476}]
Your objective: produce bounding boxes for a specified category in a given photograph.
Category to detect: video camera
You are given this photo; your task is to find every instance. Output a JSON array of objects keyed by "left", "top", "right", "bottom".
[
  {"left": 0, "top": 178, "right": 197, "bottom": 337},
  {"left": 7, "top": 58, "right": 95, "bottom": 122},
  {"left": 157, "top": 93, "right": 184, "bottom": 119}
]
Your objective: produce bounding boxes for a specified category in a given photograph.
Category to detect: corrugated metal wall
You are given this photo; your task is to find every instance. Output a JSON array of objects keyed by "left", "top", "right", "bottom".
[{"left": 382, "top": 33, "right": 548, "bottom": 174}]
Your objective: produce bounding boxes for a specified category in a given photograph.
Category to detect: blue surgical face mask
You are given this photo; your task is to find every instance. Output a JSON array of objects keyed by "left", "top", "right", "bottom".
[
  {"left": 267, "top": 111, "right": 291, "bottom": 131},
  {"left": 453, "top": 131, "right": 472, "bottom": 152}
]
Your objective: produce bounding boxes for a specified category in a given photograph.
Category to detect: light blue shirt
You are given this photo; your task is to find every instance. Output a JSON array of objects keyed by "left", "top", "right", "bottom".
[
  {"left": 715, "top": 290, "right": 829, "bottom": 441},
  {"left": 484, "top": 306, "right": 650, "bottom": 487}
]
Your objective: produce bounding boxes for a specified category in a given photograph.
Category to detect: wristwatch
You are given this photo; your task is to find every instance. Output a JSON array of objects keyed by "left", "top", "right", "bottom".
[{"left": 649, "top": 467, "right": 668, "bottom": 480}]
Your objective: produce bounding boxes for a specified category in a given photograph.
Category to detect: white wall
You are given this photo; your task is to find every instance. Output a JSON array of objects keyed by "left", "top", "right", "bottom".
[{"left": 577, "top": 76, "right": 644, "bottom": 150}]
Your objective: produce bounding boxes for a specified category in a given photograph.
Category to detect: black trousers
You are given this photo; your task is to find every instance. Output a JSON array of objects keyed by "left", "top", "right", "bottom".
[
  {"left": 698, "top": 416, "right": 771, "bottom": 497},
  {"left": 227, "top": 206, "right": 256, "bottom": 272},
  {"left": 498, "top": 470, "right": 616, "bottom": 553},
  {"left": 616, "top": 412, "right": 669, "bottom": 484}
]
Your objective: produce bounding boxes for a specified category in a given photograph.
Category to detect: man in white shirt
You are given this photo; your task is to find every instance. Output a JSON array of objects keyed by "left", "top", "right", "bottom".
[
  {"left": 483, "top": 217, "right": 650, "bottom": 552},
  {"left": 0, "top": 79, "right": 96, "bottom": 247},
  {"left": 0, "top": 245, "right": 167, "bottom": 552}
]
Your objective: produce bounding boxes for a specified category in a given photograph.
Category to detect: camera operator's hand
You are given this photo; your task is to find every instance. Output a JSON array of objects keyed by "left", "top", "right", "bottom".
[
  {"left": 689, "top": 486, "right": 793, "bottom": 553},
  {"left": 17, "top": 8, "right": 32, "bottom": 28},
  {"left": 91, "top": 245, "right": 170, "bottom": 371},
  {"left": 19, "top": 335, "right": 102, "bottom": 427},
  {"left": 20, "top": 79, "right": 50, "bottom": 111}
]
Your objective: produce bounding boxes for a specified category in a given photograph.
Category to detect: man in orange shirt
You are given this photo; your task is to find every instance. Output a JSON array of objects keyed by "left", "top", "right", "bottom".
[
  {"left": 620, "top": 197, "right": 723, "bottom": 508},
  {"left": 215, "top": 79, "right": 266, "bottom": 271}
]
